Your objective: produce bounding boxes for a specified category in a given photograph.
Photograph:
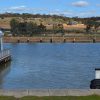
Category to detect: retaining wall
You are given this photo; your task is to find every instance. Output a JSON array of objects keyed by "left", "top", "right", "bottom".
[
  {"left": 3, "top": 37, "right": 100, "bottom": 43},
  {"left": 0, "top": 89, "right": 100, "bottom": 97}
]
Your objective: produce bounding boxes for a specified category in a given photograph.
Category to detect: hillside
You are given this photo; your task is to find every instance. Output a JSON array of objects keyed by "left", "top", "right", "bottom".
[
  {"left": 0, "top": 13, "right": 99, "bottom": 35},
  {"left": 0, "top": 16, "right": 86, "bottom": 30},
  {"left": 0, "top": 13, "right": 98, "bottom": 29}
]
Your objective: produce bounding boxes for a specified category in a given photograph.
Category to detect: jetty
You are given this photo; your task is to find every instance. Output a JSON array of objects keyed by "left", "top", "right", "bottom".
[{"left": 0, "top": 30, "right": 11, "bottom": 64}]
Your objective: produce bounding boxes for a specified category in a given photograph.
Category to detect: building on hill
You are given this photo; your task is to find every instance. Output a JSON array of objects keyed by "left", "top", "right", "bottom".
[{"left": 68, "top": 21, "right": 78, "bottom": 25}]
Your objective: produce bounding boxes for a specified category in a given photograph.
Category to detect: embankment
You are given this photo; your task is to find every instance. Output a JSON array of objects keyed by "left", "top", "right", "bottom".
[{"left": 3, "top": 36, "right": 100, "bottom": 43}]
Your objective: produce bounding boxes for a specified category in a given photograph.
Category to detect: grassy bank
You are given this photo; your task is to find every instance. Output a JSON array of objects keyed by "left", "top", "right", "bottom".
[{"left": 0, "top": 95, "right": 100, "bottom": 100}]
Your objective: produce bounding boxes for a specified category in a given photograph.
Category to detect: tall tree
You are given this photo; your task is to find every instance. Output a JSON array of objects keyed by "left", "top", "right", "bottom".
[{"left": 10, "top": 19, "right": 19, "bottom": 36}]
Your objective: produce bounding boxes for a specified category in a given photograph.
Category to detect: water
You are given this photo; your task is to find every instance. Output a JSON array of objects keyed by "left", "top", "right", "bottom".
[{"left": 0, "top": 43, "right": 100, "bottom": 89}]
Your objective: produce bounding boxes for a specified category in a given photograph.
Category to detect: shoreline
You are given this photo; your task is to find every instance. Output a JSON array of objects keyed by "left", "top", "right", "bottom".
[
  {"left": 0, "top": 89, "right": 100, "bottom": 97},
  {"left": 3, "top": 36, "right": 100, "bottom": 43}
]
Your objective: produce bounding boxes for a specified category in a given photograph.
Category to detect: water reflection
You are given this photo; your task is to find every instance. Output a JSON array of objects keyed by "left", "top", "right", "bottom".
[{"left": 0, "top": 62, "right": 11, "bottom": 88}]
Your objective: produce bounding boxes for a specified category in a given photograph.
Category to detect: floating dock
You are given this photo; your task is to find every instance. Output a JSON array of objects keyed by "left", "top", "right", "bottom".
[
  {"left": 0, "top": 49, "right": 11, "bottom": 64},
  {"left": 0, "top": 30, "right": 11, "bottom": 64}
]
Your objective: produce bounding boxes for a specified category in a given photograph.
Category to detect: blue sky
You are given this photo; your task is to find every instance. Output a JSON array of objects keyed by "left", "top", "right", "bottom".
[{"left": 0, "top": 0, "right": 100, "bottom": 17}]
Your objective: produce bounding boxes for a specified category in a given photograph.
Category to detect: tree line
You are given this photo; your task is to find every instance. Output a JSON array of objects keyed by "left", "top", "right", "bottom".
[
  {"left": 10, "top": 19, "right": 47, "bottom": 36},
  {"left": 1, "top": 13, "right": 97, "bottom": 36},
  {"left": 10, "top": 19, "right": 100, "bottom": 36},
  {"left": 0, "top": 13, "right": 100, "bottom": 23}
]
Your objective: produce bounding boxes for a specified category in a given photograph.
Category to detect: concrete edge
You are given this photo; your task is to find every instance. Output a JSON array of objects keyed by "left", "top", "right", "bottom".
[{"left": 0, "top": 89, "right": 100, "bottom": 97}]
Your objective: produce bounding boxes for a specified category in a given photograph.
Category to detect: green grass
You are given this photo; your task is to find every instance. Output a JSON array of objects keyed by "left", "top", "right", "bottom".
[
  {"left": 0, "top": 95, "right": 100, "bottom": 100},
  {"left": 20, "top": 96, "right": 100, "bottom": 100},
  {"left": 0, "top": 96, "right": 16, "bottom": 100}
]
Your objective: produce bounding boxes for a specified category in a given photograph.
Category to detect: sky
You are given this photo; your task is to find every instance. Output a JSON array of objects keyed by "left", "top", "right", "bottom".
[{"left": 0, "top": 0, "right": 100, "bottom": 17}]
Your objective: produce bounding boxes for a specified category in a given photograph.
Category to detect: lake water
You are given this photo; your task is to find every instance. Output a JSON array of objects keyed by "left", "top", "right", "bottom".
[{"left": 0, "top": 43, "right": 100, "bottom": 89}]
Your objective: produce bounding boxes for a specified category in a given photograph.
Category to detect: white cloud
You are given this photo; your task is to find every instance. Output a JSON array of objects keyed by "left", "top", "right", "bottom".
[
  {"left": 2, "top": 6, "right": 27, "bottom": 13},
  {"left": 9, "top": 6, "right": 27, "bottom": 11},
  {"left": 49, "top": 10, "right": 73, "bottom": 16},
  {"left": 73, "top": 10, "right": 97, "bottom": 17},
  {"left": 72, "top": 1, "right": 89, "bottom": 7},
  {"left": 0, "top": 5, "right": 98, "bottom": 17},
  {"left": 3, "top": 6, "right": 47, "bottom": 13},
  {"left": 46, "top": 9, "right": 97, "bottom": 17}
]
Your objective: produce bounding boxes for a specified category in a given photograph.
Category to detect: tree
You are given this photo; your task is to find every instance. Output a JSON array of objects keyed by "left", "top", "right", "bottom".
[
  {"left": 26, "top": 22, "right": 34, "bottom": 35},
  {"left": 32, "top": 23, "right": 39, "bottom": 34},
  {"left": 53, "top": 24, "right": 64, "bottom": 34},
  {"left": 26, "top": 22, "right": 39, "bottom": 36},
  {"left": 10, "top": 19, "right": 19, "bottom": 36},
  {"left": 38, "top": 23, "right": 46, "bottom": 33},
  {"left": 86, "top": 20, "right": 100, "bottom": 33},
  {"left": 94, "top": 21, "right": 100, "bottom": 32}
]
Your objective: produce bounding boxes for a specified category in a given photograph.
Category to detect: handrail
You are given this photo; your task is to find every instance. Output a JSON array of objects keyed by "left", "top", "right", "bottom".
[{"left": 0, "top": 49, "right": 11, "bottom": 60}]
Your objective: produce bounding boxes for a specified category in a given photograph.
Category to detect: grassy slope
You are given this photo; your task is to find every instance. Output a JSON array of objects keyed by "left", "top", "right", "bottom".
[
  {"left": 0, "top": 95, "right": 100, "bottom": 100},
  {"left": 0, "top": 17, "right": 64, "bottom": 28},
  {"left": 0, "top": 17, "right": 86, "bottom": 30}
]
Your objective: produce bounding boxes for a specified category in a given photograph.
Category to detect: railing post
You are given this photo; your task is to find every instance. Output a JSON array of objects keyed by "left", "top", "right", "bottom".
[
  {"left": 0, "top": 30, "right": 4, "bottom": 51},
  {"left": 0, "top": 37, "right": 3, "bottom": 51},
  {"left": 0, "top": 49, "right": 10, "bottom": 60}
]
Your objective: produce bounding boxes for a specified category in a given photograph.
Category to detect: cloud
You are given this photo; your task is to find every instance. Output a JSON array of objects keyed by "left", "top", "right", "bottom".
[
  {"left": 3, "top": 6, "right": 48, "bottom": 13},
  {"left": 8, "top": 6, "right": 27, "bottom": 11},
  {"left": 73, "top": 10, "right": 97, "bottom": 17},
  {"left": 49, "top": 10, "right": 73, "bottom": 16},
  {"left": 49, "top": 9, "right": 97, "bottom": 17},
  {"left": 0, "top": 4, "right": 98, "bottom": 17},
  {"left": 72, "top": 1, "right": 89, "bottom": 7},
  {"left": 2, "top": 6, "right": 28, "bottom": 13}
]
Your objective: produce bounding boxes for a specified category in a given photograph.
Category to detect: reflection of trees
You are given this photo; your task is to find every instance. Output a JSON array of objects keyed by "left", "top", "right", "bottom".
[{"left": 0, "top": 62, "right": 11, "bottom": 89}]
